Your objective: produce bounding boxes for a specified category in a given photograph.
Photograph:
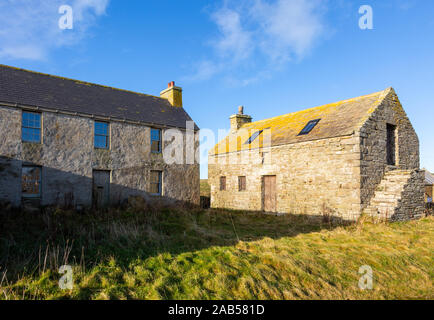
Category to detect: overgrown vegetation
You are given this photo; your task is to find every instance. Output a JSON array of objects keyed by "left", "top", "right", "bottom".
[
  {"left": 200, "top": 179, "right": 210, "bottom": 197},
  {"left": 0, "top": 199, "right": 432, "bottom": 300}
]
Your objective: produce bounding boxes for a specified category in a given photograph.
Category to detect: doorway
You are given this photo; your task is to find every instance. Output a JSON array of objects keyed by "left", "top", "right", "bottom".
[
  {"left": 93, "top": 170, "right": 110, "bottom": 208},
  {"left": 262, "top": 175, "right": 276, "bottom": 212},
  {"left": 386, "top": 124, "right": 397, "bottom": 166}
]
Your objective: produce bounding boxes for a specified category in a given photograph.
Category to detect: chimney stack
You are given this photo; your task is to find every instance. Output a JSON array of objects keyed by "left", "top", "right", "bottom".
[
  {"left": 160, "top": 81, "right": 183, "bottom": 107},
  {"left": 230, "top": 106, "right": 252, "bottom": 133}
]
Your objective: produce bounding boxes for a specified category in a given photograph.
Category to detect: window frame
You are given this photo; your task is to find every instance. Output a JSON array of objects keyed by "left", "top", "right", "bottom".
[
  {"left": 238, "top": 176, "right": 246, "bottom": 191},
  {"left": 94, "top": 121, "right": 110, "bottom": 149},
  {"left": 298, "top": 119, "right": 321, "bottom": 136},
  {"left": 220, "top": 176, "right": 226, "bottom": 191},
  {"left": 22, "top": 111, "right": 42, "bottom": 143},
  {"left": 21, "top": 166, "right": 42, "bottom": 198},
  {"left": 150, "top": 170, "right": 163, "bottom": 195},
  {"left": 150, "top": 128, "right": 162, "bottom": 154},
  {"left": 244, "top": 130, "right": 264, "bottom": 145}
]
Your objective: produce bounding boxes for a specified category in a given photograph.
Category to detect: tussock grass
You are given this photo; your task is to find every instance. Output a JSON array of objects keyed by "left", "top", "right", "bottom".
[{"left": 0, "top": 202, "right": 432, "bottom": 300}]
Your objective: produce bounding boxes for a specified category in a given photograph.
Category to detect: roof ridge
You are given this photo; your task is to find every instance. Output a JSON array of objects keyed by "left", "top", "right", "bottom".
[
  {"left": 245, "top": 88, "right": 391, "bottom": 126},
  {"left": 0, "top": 64, "right": 165, "bottom": 100}
]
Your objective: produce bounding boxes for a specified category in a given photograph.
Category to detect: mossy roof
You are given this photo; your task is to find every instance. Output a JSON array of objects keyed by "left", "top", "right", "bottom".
[
  {"left": 211, "top": 88, "right": 392, "bottom": 155},
  {"left": 0, "top": 64, "right": 197, "bottom": 130}
]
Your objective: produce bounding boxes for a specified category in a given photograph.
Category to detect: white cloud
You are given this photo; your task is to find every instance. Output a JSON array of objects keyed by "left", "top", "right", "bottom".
[
  {"left": 184, "top": 60, "right": 223, "bottom": 82},
  {"left": 211, "top": 8, "right": 253, "bottom": 62},
  {"left": 186, "top": 0, "right": 326, "bottom": 84},
  {"left": 251, "top": 0, "right": 324, "bottom": 63},
  {"left": 0, "top": 0, "right": 109, "bottom": 60}
]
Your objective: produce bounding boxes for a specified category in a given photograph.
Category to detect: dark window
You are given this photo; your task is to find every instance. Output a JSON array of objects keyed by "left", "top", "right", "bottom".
[
  {"left": 150, "top": 170, "right": 162, "bottom": 195},
  {"left": 22, "top": 166, "right": 41, "bottom": 198},
  {"left": 95, "top": 121, "right": 109, "bottom": 149},
  {"left": 244, "top": 130, "right": 263, "bottom": 144},
  {"left": 238, "top": 176, "right": 246, "bottom": 191},
  {"left": 22, "top": 111, "right": 41, "bottom": 143},
  {"left": 386, "top": 123, "right": 396, "bottom": 165},
  {"left": 298, "top": 119, "right": 320, "bottom": 135},
  {"left": 220, "top": 176, "right": 226, "bottom": 191},
  {"left": 151, "top": 128, "right": 162, "bottom": 153}
]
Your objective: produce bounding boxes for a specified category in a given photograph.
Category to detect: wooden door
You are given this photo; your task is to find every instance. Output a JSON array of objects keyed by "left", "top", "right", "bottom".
[
  {"left": 93, "top": 170, "right": 110, "bottom": 208},
  {"left": 263, "top": 175, "right": 276, "bottom": 212}
]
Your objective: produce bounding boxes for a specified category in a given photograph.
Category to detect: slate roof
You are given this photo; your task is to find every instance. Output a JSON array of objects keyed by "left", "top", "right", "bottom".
[
  {"left": 211, "top": 88, "right": 393, "bottom": 155},
  {"left": 425, "top": 170, "right": 434, "bottom": 185},
  {"left": 0, "top": 64, "right": 198, "bottom": 130}
]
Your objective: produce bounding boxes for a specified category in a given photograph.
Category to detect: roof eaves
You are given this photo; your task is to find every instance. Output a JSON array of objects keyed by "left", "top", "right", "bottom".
[{"left": 0, "top": 100, "right": 200, "bottom": 131}]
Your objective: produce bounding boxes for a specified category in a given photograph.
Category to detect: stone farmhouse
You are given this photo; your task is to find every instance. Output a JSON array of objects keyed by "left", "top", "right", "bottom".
[
  {"left": 209, "top": 88, "right": 425, "bottom": 221},
  {"left": 0, "top": 65, "right": 199, "bottom": 209}
]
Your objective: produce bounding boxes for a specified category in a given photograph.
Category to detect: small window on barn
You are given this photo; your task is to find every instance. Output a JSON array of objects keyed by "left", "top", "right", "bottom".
[
  {"left": 244, "top": 130, "right": 263, "bottom": 144},
  {"left": 220, "top": 176, "right": 226, "bottom": 191},
  {"left": 22, "top": 111, "right": 41, "bottom": 143},
  {"left": 238, "top": 176, "right": 246, "bottom": 191},
  {"left": 22, "top": 166, "right": 41, "bottom": 198},
  {"left": 151, "top": 128, "right": 162, "bottom": 153},
  {"left": 298, "top": 119, "right": 320, "bottom": 136},
  {"left": 94, "top": 121, "right": 109, "bottom": 149},
  {"left": 150, "top": 170, "right": 162, "bottom": 195}
]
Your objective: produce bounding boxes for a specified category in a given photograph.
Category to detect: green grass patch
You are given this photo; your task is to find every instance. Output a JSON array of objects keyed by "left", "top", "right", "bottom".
[
  {"left": 0, "top": 204, "right": 432, "bottom": 300},
  {"left": 200, "top": 179, "right": 210, "bottom": 197}
]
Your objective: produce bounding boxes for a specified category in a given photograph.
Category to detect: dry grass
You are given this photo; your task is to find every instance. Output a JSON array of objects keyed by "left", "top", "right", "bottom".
[
  {"left": 0, "top": 203, "right": 432, "bottom": 300},
  {"left": 200, "top": 179, "right": 210, "bottom": 197}
]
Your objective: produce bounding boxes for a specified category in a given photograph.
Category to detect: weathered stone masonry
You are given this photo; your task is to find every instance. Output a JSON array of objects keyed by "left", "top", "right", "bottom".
[
  {"left": 209, "top": 88, "right": 425, "bottom": 221},
  {"left": 0, "top": 65, "right": 199, "bottom": 208},
  {"left": 0, "top": 106, "right": 200, "bottom": 208},
  {"left": 210, "top": 136, "right": 361, "bottom": 221}
]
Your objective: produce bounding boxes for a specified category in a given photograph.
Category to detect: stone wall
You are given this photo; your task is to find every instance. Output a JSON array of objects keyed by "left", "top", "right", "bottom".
[
  {"left": 0, "top": 105, "right": 199, "bottom": 208},
  {"left": 0, "top": 106, "right": 25, "bottom": 206},
  {"left": 363, "top": 169, "right": 425, "bottom": 220},
  {"left": 209, "top": 135, "right": 362, "bottom": 221},
  {"left": 358, "top": 89, "right": 420, "bottom": 209},
  {"left": 393, "top": 170, "right": 425, "bottom": 221}
]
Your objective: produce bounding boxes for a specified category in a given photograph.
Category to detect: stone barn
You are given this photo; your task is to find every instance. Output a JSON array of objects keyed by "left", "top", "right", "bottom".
[
  {"left": 0, "top": 65, "right": 199, "bottom": 209},
  {"left": 208, "top": 88, "right": 425, "bottom": 221}
]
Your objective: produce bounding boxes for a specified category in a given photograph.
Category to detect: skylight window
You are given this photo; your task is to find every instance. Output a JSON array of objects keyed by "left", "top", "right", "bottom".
[
  {"left": 244, "top": 130, "right": 263, "bottom": 144},
  {"left": 298, "top": 119, "right": 320, "bottom": 135}
]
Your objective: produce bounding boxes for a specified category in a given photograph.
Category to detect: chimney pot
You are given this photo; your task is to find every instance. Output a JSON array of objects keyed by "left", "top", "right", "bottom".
[
  {"left": 168, "top": 81, "right": 175, "bottom": 88},
  {"left": 238, "top": 106, "right": 244, "bottom": 115}
]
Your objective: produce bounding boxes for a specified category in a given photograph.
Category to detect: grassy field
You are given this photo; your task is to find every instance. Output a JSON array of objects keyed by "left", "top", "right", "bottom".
[
  {"left": 200, "top": 179, "right": 210, "bottom": 197},
  {"left": 0, "top": 198, "right": 432, "bottom": 300}
]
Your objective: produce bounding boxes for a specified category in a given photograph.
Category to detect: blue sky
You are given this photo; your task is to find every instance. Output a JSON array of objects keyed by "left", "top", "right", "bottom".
[{"left": 0, "top": 0, "right": 433, "bottom": 178}]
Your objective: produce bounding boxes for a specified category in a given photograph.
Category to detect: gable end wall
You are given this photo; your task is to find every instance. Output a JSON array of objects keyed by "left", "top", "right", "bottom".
[{"left": 358, "top": 91, "right": 420, "bottom": 208}]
